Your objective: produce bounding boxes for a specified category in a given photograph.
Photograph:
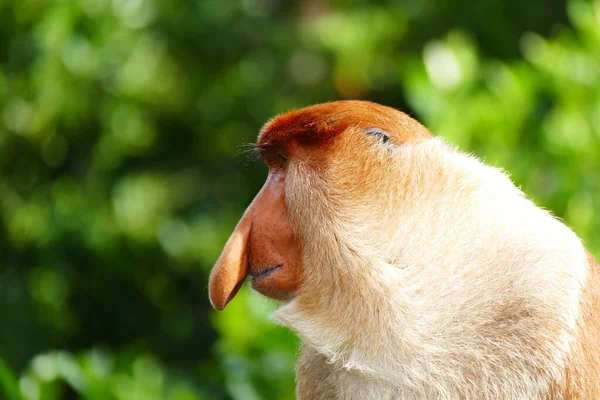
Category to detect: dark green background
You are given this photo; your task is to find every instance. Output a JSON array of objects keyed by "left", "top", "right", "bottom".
[{"left": 1, "top": 0, "right": 599, "bottom": 399}]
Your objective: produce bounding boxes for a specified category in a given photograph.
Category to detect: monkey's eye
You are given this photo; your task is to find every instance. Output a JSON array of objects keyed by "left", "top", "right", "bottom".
[
  {"left": 277, "top": 153, "right": 288, "bottom": 168},
  {"left": 365, "top": 128, "right": 391, "bottom": 144},
  {"left": 263, "top": 152, "right": 287, "bottom": 169}
]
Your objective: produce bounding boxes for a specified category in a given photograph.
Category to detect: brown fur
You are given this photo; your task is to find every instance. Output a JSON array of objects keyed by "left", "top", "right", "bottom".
[
  {"left": 555, "top": 251, "right": 600, "bottom": 399},
  {"left": 258, "top": 101, "right": 431, "bottom": 149}
]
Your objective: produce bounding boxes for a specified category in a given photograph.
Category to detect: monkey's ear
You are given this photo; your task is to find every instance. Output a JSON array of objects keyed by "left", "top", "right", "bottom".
[
  {"left": 364, "top": 128, "right": 391, "bottom": 144},
  {"left": 209, "top": 216, "right": 251, "bottom": 310}
]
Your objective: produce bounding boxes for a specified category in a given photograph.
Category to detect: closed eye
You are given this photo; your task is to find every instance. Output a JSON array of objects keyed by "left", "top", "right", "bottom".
[
  {"left": 278, "top": 153, "right": 288, "bottom": 167},
  {"left": 365, "top": 128, "right": 391, "bottom": 144}
]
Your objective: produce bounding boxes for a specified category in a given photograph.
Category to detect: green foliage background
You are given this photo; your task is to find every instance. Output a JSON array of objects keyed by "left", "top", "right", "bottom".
[{"left": 0, "top": 0, "right": 599, "bottom": 398}]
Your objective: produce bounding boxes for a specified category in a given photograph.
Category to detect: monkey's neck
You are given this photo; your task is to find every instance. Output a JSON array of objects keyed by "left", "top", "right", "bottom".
[{"left": 274, "top": 256, "right": 419, "bottom": 377}]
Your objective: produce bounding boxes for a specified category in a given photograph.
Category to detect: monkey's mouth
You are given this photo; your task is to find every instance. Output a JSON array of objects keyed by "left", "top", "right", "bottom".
[{"left": 249, "top": 264, "right": 283, "bottom": 281}]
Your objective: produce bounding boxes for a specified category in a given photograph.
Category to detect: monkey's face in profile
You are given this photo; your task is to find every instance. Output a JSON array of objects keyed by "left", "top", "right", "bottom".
[
  {"left": 208, "top": 160, "right": 303, "bottom": 309},
  {"left": 208, "top": 101, "right": 431, "bottom": 310}
]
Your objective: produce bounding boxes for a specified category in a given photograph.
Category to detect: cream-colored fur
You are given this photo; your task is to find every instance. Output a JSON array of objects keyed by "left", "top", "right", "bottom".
[{"left": 274, "top": 131, "right": 589, "bottom": 399}]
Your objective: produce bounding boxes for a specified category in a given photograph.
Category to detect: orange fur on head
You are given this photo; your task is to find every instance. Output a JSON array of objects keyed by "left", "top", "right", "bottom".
[
  {"left": 258, "top": 101, "right": 431, "bottom": 149},
  {"left": 209, "top": 100, "right": 600, "bottom": 399}
]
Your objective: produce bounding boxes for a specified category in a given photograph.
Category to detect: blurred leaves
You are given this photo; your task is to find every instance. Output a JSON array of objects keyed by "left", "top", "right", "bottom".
[
  {"left": 1, "top": 0, "right": 599, "bottom": 399},
  {"left": 0, "top": 357, "right": 21, "bottom": 400},
  {"left": 18, "top": 350, "right": 210, "bottom": 400}
]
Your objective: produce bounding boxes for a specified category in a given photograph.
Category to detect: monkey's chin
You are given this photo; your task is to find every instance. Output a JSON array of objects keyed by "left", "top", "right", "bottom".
[{"left": 250, "top": 264, "right": 297, "bottom": 302}]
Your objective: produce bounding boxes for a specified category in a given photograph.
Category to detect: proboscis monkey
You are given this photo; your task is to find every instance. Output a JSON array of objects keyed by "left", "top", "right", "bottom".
[{"left": 208, "top": 101, "right": 600, "bottom": 399}]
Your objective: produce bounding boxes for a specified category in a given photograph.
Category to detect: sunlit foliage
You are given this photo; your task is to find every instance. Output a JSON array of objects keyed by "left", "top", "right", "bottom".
[{"left": 0, "top": 0, "right": 598, "bottom": 398}]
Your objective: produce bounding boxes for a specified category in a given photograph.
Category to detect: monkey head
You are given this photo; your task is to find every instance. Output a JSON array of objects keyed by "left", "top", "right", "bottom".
[{"left": 208, "top": 101, "right": 431, "bottom": 310}]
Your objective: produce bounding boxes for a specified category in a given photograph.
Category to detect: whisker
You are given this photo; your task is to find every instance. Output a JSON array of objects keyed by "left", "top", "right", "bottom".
[{"left": 238, "top": 142, "right": 264, "bottom": 165}]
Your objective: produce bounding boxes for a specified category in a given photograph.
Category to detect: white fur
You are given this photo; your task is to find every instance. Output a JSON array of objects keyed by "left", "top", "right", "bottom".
[{"left": 274, "top": 136, "right": 588, "bottom": 399}]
